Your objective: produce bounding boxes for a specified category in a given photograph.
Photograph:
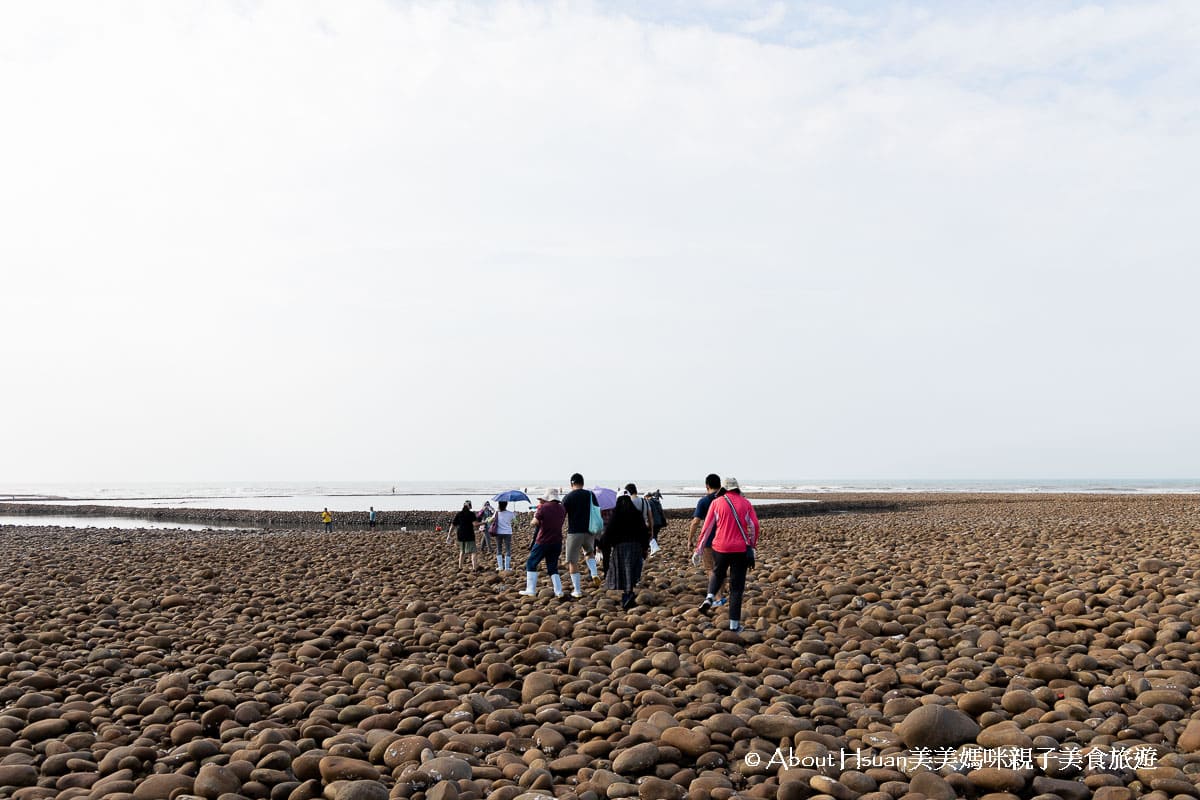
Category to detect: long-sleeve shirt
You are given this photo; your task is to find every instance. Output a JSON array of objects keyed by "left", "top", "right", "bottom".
[
  {"left": 534, "top": 501, "right": 566, "bottom": 545},
  {"left": 697, "top": 492, "right": 760, "bottom": 554}
]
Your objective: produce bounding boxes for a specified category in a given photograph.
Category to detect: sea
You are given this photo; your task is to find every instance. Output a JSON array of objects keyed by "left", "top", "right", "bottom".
[{"left": 2, "top": 478, "right": 1197, "bottom": 513}]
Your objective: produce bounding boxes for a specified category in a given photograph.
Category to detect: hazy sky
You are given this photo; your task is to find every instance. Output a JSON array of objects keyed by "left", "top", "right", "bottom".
[{"left": 3, "top": 1, "right": 1198, "bottom": 483}]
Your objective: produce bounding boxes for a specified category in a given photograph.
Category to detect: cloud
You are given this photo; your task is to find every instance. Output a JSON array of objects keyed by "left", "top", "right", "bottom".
[{"left": 1, "top": 1, "right": 1197, "bottom": 481}]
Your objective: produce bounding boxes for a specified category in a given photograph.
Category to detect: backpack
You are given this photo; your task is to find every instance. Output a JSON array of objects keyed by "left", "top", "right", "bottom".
[{"left": 647, "top": 497, "right": 667, "bottom": 533}]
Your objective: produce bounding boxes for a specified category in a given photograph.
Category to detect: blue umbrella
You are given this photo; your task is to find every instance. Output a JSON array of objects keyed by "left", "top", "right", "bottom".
[{"left": 492, "top": 489, "right": 532, "bottom": 504}]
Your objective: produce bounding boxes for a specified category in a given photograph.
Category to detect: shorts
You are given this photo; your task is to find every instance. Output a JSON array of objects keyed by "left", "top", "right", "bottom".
[
  {"left": 458, "top": 540, "right": 476, "bottom": 554},
  {"left": 565, "top": 532, "right": 595, "bottom": 563}
]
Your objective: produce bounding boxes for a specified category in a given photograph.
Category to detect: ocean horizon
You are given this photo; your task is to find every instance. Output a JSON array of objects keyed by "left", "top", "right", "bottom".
[{"left": 1, "top": 478, "right": 1198, "bottom": 514}]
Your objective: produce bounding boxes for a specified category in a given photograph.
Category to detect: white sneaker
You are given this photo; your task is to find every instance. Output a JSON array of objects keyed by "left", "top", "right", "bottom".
[
  {"left": 518, "top": 590, "right": 536, "bottom": 596},
  {"left": 571, "top": 590, "right": 583, "bottom": 599}
]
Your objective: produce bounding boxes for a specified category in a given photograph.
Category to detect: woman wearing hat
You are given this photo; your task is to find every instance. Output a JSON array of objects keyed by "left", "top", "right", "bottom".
[
  {"left": 695, "top": 477, "right": 760, "bottom": 632},
  {"left": 521, "top": 488, "right": 567, "bottom": 597}
]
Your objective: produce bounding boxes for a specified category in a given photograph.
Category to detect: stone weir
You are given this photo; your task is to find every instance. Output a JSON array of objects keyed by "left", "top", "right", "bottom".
[{"left": 0, "top": 497, "right": 903, "bottom": 529}]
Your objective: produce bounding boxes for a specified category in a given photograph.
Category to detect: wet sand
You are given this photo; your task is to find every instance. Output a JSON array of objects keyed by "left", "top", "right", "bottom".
[{"left": 2, "top": 494, "right": 1199, "bottom": 800}]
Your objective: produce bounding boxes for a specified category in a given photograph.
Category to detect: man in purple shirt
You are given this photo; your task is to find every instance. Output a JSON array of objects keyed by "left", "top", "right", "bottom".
[{"left": 521, "top": 488, "right": 567, "bottom": 598}]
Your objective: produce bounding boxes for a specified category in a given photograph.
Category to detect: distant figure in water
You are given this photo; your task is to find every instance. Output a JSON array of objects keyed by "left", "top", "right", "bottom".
[
  {"left": 368, "top": 506, "right": 377, "bottom": 528},
  {"left": 391, "top": 486, "right": 395, "bottom": 494},
  {"left": 321, "top": 508, "right": 333, "bottom": 532}
]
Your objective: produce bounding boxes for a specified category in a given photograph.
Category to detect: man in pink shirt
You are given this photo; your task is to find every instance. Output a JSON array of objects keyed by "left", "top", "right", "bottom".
[{"left": 695, "top": 477, "right": 760, "bottom": 632}]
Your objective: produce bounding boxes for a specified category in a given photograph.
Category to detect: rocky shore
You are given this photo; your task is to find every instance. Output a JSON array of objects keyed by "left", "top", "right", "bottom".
[
  {"left": 2, "top": 494, "right": 1200, "bottom": 800},
  {"left": 0, "top": 497, "right": 900, "bottom": 530}
]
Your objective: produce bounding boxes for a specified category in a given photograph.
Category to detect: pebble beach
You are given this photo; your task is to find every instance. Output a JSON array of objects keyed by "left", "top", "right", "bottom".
[{"left": 3, "top": 494, "right": 1200, "bottom": 800}]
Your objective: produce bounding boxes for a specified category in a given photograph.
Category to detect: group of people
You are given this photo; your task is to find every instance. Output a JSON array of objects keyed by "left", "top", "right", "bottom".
[
  {"left": 448, "top": 472, "right": 761, "bottom": 630},
  {"left": 319, "top": 506, "right": 380, "bottom": 531}
]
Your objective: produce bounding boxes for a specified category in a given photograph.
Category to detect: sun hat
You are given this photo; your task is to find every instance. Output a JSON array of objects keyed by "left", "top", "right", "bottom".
[
  {"left": 541, "top": 487, "right": 561, "bottom": 501},
  {"left": 722, "top": 477, "right": 740, "bottom": 491}
]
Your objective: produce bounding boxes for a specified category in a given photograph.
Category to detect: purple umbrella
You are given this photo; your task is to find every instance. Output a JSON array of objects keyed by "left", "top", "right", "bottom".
[{"left": 591, "top": 486, "right": 618, "bottom": 511}]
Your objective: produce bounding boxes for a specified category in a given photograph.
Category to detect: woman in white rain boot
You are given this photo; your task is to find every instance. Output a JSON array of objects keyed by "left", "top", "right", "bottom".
[
  {"left": 520, "top": 488, "right": 566, "bottom": 597},
  {"left": 493, "top": 500, "right": 516, "bottom": 572}
]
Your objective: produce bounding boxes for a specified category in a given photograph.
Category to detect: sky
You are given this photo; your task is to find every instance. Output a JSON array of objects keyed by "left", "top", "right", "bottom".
[{"left": 2, "top": 1, "right": 1198, "bottom": 483}]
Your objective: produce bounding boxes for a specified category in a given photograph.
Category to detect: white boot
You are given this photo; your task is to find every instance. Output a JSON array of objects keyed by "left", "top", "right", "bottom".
[
  {"left": 519, "top": 572, "right": 538, "bottom": 596},
  {"left": 570, "top": 572, "right": 583, "bottom": 598},
  {"left": 504, "top": 555, "right": 512, "bottom": 571},
  {"left": 496, "top": 553, "right": 504, "bottom": 571},
  {"left": 587, "top": 557, "right": 600, "bottom": 587},
  {"left": 551, "top": 573, "right": 563, "bottom": 597}
]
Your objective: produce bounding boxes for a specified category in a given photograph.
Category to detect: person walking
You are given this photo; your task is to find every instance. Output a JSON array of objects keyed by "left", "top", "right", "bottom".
[
  {"left": 689, "top": 474, "right": 721, "bottom": 551},
  {"left": 624, "top": 483, "right": 654, "bottom": 529},
  {"left": 321, "top": 508, "right": 333, "bottom": 532},
  {"left": 695, "top": 477, "right": 760, "bottom": 632},
  {"left": 599, "top": 494, "right": 651, "bottom": 609},
  {"left": 368, "top": 506, "right": 378, "bottom": 528},
  {"left": 493, "top": 500, "right": 516, "bottom": 572},
  {"left": 562, "top": 473, "right": 602, "bottom": 597},
  {"left": 521, "top": 488, "right": 566, "bottom": 597},
  {"left": 477, "top": 500, "right": 495, "bottom": 554},
  {"left": 690, "top": 473, "right": 725, "bottom": 607},
  {"left": 451, "top": 500, "right": 481, "bottom": 571},
  {"left": 623, "top": 483, "right": 657, "bottom": 555}
]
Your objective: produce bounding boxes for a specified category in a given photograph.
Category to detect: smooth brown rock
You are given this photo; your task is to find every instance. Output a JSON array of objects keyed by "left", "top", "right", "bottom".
[
  {"left": 638, "top": 777, "right": 684, "bottom": 800},
  {"left": 318, "top": 757, "right": 380, "bottom": 783},
  {"left": 422, "top": 756, "right": 472, "bottom": 782},
  {"left": 0, "top": 765, "right": 38, "bottom": 788},
  {"left": 895, "top": 704, "right": 981, "bottom": 749},
  {"left": 328, "top": 781, "right": 389, "bottom": 800},
  {"left": 195, "top": 763, "right": 242, "bottom": 799},
  {"left": 131, "top": 773, "right": 194, "bottom": 800},
  {"left": 1031, "top": 776, "right": 1090, "bottom": 800},
  {"left": 910, "top": 770, "right": 956, "bottom": 800},
  {"left": 660, "top": 727, "right": 710, "bottom": 758},
  {"left": 967, "top": 768, "right": 1025, "bottom": 792},
  {"left": 748, "top": 714, "right": 807, "bottom": 740},
  {"left": 611, "top": 743, "right": 659, "bottom": 775},
  {"left": 21, "top": 717, "right": 69, "bottom": 742}
]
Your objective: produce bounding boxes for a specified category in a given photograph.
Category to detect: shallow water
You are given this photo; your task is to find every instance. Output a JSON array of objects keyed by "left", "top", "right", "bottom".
[
  {"left": 4, "top": 493, "right": 810, "bottom": 513},
  {"left": 0, "top": 515, "right": 256, "bottom": 531}
]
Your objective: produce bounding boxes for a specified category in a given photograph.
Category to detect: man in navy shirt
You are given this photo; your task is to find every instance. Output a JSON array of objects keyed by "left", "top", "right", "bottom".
[
  {"left": 690, "top": 473, "right": 724, "bottom": 606},
  {"left": 690, "top": 473, "right": 721, "bottom": 552},
  {"left": 562, "top": 472, "right": 602, "bottom": 597}
]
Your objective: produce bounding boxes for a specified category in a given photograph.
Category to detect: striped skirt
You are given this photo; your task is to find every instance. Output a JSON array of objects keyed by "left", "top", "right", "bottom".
[{"left": 605, "top": 541, "right": 645, "bottom": 592}]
